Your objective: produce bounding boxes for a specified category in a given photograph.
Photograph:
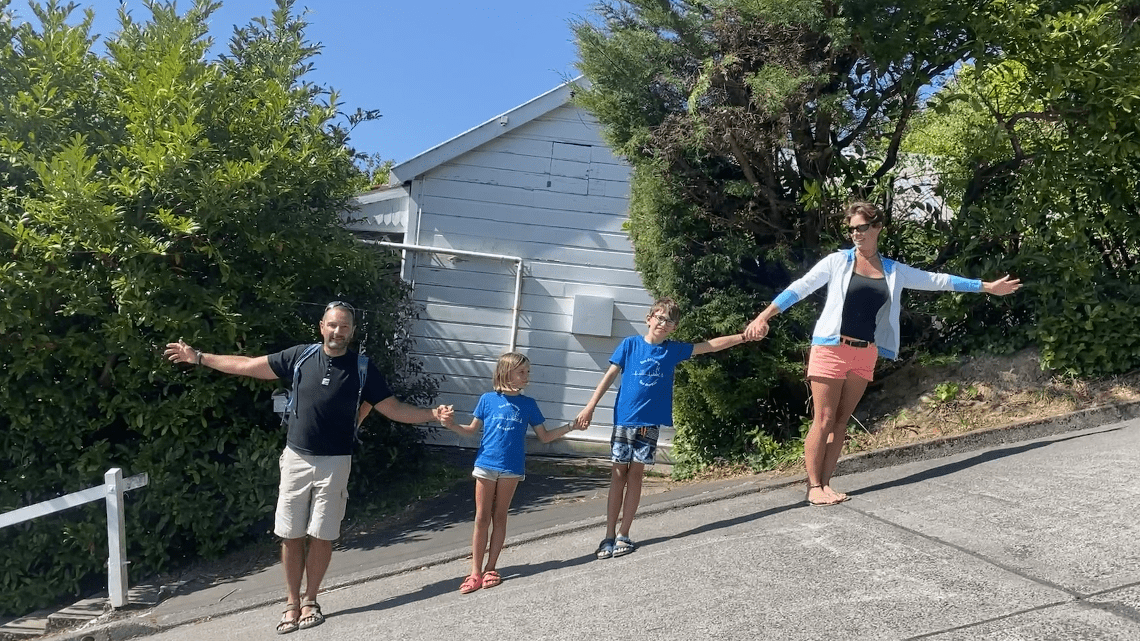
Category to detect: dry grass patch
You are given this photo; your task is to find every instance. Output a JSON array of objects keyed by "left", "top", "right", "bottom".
[
  {"left": 849, "top": 348, "right": 1140, "bottom": 455},
  {"left": 690, "top": 347, "right": 1140, "bottom": 481}
]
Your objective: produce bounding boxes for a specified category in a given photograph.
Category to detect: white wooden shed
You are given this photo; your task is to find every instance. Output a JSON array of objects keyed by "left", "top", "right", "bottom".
[{"left": 345, "top": 80, "right": 670, "bottom": 459}]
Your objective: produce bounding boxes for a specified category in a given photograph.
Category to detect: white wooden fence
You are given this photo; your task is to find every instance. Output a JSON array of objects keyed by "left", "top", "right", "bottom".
[{"left": 0, "top": 468, "right": 149, "bottom": 608}]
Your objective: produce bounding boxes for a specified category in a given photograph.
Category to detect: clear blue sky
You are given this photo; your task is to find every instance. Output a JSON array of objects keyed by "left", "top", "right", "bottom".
[{"left": 15, "top": 0, "right": 595, "bottom": 165}]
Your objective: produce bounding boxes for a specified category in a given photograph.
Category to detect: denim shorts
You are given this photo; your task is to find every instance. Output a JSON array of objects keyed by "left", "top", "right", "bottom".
[{"left": 611, "top": 425, "right": 661, "bottom": 466}]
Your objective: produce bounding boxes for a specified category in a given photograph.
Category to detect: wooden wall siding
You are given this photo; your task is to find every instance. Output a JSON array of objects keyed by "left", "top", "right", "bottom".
[{"left": 404, "top": 104, "right": 658, "bottom": 445}]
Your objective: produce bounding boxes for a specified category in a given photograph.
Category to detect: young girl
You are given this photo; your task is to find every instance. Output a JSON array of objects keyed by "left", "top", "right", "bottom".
[{"left": 444, "top": 352, "right": 583, "bottom": 593}]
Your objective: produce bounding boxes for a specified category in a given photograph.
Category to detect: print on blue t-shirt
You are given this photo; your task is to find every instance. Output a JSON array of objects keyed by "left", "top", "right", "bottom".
[
  {"left": 637, "top": 357, "right": 665, "bottom": 387},
  {"left": 471, "top": 392, "right": 545, "bottom": 476},
  {"left": 611, "top": 336, "right": 694, "bottom": 427}
]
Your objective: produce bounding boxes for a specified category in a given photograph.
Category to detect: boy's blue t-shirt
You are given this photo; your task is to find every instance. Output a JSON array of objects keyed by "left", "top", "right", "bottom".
[
  {"left": 611, "top": 335, "right": 694, "bottom": 427},
  {"left": 472, "top": 391, "right": 546, "bottom": 476}
]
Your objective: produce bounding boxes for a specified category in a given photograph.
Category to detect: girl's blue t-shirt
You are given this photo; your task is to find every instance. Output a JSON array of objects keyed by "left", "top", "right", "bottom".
[
  {"left": 611, "top": 336, "right": 694, "bottom": 426},
  {"left": 472, "top": 392, "right": 546, "bottom": 476}
]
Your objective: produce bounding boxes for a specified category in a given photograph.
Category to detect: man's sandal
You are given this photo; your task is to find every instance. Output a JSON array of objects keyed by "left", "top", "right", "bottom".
[
  {"left": 277, "top": 603, "right": 300, "bottom": 635},
  {"left": 297, "top": 599, "right": 325, "bottom": 630}
]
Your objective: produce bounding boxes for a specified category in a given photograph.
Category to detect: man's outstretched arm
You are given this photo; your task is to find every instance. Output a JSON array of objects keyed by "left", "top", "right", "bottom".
[{"left": 164, "top": 340, "right": 277, "bottom": 380}]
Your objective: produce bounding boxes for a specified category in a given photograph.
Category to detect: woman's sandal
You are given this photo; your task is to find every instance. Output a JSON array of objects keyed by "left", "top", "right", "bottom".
[
  {"left": 806, "top": 483, "right": 837, "bottom": 506},
  {"left": 459, "top": 573, "right": 483, "bottom": 594},
  {"left": 297, "top": 599, "right": 325, "bottom": 630},
  {"left": 481, "top": 569, "right": 502, "bottom": 588},
  {"left": 276, "top": 602, "right": 300, "bottom": 635}
]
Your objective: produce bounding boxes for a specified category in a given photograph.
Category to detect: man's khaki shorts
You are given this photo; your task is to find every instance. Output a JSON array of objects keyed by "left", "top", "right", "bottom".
[{"left": 274, "top": 446, "right": 352, "bottom": 541}]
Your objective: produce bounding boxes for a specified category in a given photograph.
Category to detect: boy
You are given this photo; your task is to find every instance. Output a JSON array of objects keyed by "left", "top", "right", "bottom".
[{"left": 576, "top": 298, "right": 754, "bottom": 558}]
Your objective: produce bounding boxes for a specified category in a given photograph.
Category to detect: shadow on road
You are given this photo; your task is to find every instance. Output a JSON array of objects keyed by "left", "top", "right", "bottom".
[
  {"left": 848, "top": 427, "right": 1121, "bottom": 497},
  {"left": 634, "top": 427, "right": 1123, "bottom": 552},
  {"left": 338, "top": 472, "right": 611, "bottom": 553},
  {"left": 636, "top": 500, "right": 805, "bottom": 550},
  {"left": 329, "top": 553, "right": 598, "bottom": 619}
]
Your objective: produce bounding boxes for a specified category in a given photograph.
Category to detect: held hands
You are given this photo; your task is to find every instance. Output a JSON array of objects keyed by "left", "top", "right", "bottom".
[
  {"left": 432, "top": 404, "right": 454, "bottom": 427},
  {"left": 984, "top": 275, "right": 1022, "bottom": 296},
  {"left": 574, "top": 408, "right": 594, "bottom": 430},
  {"left": 559, "top": 420, "right": 588, "bottom": 437},
  {"left": 743, "top": 316, "right": 770, "bottom": 342}
]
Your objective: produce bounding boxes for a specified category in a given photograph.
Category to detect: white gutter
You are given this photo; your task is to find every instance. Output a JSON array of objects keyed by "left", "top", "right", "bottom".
[{"left": 362, "top": 240, "right": 525, "bottom": 352}]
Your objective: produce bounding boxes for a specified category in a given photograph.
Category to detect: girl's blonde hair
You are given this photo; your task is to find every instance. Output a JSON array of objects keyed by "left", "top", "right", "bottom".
[{"left": 493, "top": 352, "right": 530, "bottom": 392}]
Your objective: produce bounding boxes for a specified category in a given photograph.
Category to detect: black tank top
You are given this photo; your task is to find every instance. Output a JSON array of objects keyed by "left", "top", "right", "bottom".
[{"left": 840, "top": 272, "right": 889, "bottom": 342}]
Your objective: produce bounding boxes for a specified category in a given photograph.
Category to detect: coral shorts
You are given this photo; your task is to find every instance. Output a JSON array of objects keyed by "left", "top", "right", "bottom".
[{"left": 807, "top": 342, "right": 877, "bottom": 382}]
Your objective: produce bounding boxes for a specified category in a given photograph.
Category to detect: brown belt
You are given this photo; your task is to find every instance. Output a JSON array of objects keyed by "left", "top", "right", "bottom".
[{"left": 840, "top": 337, "right": 870, "bottom": 348}]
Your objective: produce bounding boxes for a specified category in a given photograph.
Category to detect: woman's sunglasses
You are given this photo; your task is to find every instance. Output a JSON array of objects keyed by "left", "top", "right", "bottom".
[{"left": 849, "top": 223, "right": 880, "bottom": 234}]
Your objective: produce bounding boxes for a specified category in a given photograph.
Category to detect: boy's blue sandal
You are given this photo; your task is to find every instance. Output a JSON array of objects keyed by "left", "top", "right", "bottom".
[
  {"left": 596, "top": 538, "right": 615, "bottom": 559},
  {"left": 612, "top": 536, "right": 636, "bottom": 557}
]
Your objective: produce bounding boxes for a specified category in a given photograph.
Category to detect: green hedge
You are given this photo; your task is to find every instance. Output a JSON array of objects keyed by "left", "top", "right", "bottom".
[{"left": 0, "top": 2, "right": 435, "bottom": 615}]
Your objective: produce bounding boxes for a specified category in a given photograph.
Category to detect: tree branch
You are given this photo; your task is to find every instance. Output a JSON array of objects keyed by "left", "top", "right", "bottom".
[
  {"left": 1003, "top": 110, "right": 1062, "bottom": 159},
  {"left": 868, "top": 86, "right": 919, "bottom": 184},
  {"left": 724, "top": 130, "right": 760, "bottom": 186},
  {"left": 837, "top": 58, "right": 957, "bottom": 150},
  {"left": 1006, "top": 110, "right": 1063, "bottom": 127}
]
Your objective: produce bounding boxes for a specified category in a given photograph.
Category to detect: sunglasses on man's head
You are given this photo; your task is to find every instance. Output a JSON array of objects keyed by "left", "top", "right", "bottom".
[
  {"left": 326, "top": 300, "right": 356, "bottom": 314},
  {"left": 849, "top": 223, "right": 879, "bottom": 234}
]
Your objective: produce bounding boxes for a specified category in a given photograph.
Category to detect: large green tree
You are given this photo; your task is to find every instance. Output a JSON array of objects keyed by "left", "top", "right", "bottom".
[
  {"left": 0, "top": 0, "right": 432, "bottom": 615},
  {"left": 574, "top": 0, "right": 1140, "bottom": 472},
  {"left": 907, "top": 3, "right": 1140, "bottom": 375}
]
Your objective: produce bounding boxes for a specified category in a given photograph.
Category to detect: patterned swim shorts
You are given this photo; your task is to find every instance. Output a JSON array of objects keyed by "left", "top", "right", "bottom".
[{"left": 611, "top": 425, "right": 661, "bottom": 465}]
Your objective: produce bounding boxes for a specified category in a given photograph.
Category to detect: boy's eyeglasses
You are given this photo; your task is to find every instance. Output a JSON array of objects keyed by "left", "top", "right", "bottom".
[
  {"left": 326, "top": 300, "right": 356, "bottom": 315},
  {"left": 849, "top": 223, "right": 879, "bottom": 234},
  {"left": 649, "top": 314, "right": 677, "bottom": 328}
]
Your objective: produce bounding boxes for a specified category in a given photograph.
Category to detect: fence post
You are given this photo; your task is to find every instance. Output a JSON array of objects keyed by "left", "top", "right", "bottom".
[{"left": 105, "top": 468, "right": 128, "bottom": 608}]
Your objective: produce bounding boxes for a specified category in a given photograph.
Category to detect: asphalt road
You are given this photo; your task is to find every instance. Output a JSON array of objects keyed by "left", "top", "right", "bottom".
[{"left": 97, "top": 419, "right": 1140, "bottom": 641}]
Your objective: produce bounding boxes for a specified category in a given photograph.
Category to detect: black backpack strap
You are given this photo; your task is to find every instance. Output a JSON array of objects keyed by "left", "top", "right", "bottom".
[
  {"left": 285, "top": 343, "right": 323, "bottom": 421},
  {"left": 354, "top": 354, "right": 368, "bottom": 443}
]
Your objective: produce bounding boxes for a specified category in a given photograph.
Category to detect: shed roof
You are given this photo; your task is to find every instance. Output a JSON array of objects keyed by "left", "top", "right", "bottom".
[
  {"left": 389, "top": 77, "right": 584, "bottom": 184},
  {"left": 344, "top": 182, "right": 408, "bottom": 233}
]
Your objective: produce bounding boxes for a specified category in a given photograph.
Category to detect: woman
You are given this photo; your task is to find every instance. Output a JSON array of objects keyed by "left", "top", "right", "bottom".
[{"left": 743, "top": 201, "right": 1020, "bottom": 506}]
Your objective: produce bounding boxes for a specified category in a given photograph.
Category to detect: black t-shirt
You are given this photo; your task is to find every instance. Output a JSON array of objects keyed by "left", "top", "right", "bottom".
[
  {"left": 840, "top": 272, "right": 890, "bottom": 342},
  {"left": 268, "top": 345, "right": 393, "bottom": 456}
]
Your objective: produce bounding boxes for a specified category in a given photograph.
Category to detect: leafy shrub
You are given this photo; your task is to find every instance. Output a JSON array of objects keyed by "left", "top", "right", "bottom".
[{"left": 0, "top": 1, "right": 434, "bottom": 615}]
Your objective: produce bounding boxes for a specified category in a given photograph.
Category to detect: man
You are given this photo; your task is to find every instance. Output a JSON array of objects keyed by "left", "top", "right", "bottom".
[{"left": 164, "top": 301, "right": 451, "bottom": 634}]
